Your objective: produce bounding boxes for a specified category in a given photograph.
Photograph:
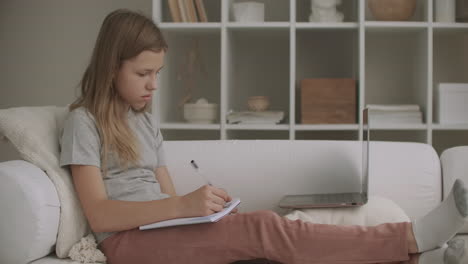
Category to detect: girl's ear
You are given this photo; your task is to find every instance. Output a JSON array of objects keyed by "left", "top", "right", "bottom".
[
  {"left": 110, "top": 68, "right": 118, "bottom": 83},
  {"left": 112, "top": 62, "right": 121, "bottom": 81}
]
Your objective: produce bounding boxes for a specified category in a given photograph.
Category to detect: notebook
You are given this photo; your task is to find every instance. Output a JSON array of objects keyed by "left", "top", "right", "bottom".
[{"left": 139, "top": 198, "right": 241, "bottom": 230}]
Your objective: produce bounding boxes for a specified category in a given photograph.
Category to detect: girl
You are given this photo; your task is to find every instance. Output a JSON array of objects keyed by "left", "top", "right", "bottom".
[{"left": 60, "top": 9, "right": 467, "bottom": 264}]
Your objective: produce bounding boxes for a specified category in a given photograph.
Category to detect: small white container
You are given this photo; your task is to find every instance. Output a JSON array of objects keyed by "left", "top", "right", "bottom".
[
  {"left": 436, "top": 83, "right": 468, "bottom": 124},
  {"left": 183, "top": 103, "right": 218, "bottom": 124},
  {"left": 435, "top": 0, "right": 456, "bottom": 23},
  {"left": 232, "top": 2, "right": 265, "bottom": 22}
]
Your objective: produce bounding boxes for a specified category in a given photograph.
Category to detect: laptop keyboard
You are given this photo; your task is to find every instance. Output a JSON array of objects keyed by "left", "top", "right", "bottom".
[
  {"left": 290, "top": 193, "right": 360, "bottom": 204},
  {"left": 316, "top": 193, "right": 354, "bottom": 203}
]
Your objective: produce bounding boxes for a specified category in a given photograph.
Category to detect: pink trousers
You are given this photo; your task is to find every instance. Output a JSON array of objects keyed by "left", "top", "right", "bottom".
[{"left": 99, "top": 210, "right": 413, "bottom": 264}]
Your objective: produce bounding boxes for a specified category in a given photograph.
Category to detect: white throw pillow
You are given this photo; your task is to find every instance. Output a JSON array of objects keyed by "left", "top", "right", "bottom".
[
  {"left": 0, "top": 160, "right": 60, "bottom": 264},
  {"left": 284, "top": 196, "right": 410, "bottom": 226},
  {"left": 0, "top": 106, "right": 89, "bottom": 258}
]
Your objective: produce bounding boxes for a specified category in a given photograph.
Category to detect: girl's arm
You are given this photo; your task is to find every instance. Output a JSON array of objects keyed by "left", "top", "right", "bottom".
[
  {"left": 155, "top": 166, "right": 177, "bottom": 197},
  {"left": 71, "top": 164, "right": 229, "bottom": 233}
]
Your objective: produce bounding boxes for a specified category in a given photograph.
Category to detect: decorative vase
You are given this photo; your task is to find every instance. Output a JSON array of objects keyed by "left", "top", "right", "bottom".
[{"left": 368, "top": 0, "right": 417, "bottom": 21}]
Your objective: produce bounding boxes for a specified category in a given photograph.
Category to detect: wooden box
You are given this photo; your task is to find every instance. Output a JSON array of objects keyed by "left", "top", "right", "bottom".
[{"left": 300, "top": 78, "right": 357, "bottom": 124}]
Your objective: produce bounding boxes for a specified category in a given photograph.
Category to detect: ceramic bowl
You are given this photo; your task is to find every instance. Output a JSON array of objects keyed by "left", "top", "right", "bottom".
[
  {"left": 183, "top": 103, "right": 218, "bottom": 123},
  {"left": 247, "top": 96, "right": 270, "bottom": 112}
]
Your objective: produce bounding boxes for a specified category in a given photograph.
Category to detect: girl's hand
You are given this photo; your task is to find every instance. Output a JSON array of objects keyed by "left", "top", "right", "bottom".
[
  {"left": 219, "top": 188, "right": 238, "bottom": 214},
  {"left": 180, "top": 185, "right": 230, "bottom": 217}
]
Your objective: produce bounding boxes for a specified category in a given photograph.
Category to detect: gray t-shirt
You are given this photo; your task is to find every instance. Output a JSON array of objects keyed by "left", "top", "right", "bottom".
[{"left": 59, "top": 107, "right": 169, "bottom": 244}]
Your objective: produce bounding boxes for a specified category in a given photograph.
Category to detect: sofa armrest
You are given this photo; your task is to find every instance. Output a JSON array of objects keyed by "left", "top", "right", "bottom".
[
  {"left": 441, "top": 146, "right": 468, "bottom": 234},
  {"left": 0, "top": 160, "right": 60, "bottom": 264}
]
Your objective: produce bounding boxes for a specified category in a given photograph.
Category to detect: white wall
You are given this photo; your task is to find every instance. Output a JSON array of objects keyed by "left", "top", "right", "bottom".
[{"left": 0, "top": 0, "right": 152, "bottom": 161}]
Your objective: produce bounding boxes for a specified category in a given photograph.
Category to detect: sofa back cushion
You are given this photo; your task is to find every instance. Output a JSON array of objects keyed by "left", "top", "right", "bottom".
[
  {"left": 441, "top": 146, "right": 468, "bottom": 233},
  {"left": 164, "top": 140, "right": 441, "bottom": 220}
]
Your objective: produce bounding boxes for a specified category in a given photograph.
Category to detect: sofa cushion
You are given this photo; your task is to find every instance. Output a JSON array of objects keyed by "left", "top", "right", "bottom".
[
  {"left": 441, "top": 146, "right": 468, "bottom": 234},
  {"left": 284, "top": 196, "right": 410, "bottom": 226},
  {"left": 0, "top": 160, "right": 60, "bottom": 264},
  {"left": 0, "top": 106, "right": 89, "bottom": 258}
]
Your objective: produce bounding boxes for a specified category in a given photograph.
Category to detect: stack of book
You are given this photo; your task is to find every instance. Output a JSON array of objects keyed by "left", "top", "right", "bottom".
[
  {"left": 168, "top": 0, "right": 208, "bottom": 22},
  {"left": 227, "top": 111, "right": 285, "bottom": 124},
  {"left": 367, "top": 104, "right": 423, "bottom": 125}
]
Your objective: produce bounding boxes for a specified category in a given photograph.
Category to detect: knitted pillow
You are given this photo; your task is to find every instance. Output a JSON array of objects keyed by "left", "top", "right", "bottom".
[{"left": 0, "top": 106, "right": 89, "bottom": 258}]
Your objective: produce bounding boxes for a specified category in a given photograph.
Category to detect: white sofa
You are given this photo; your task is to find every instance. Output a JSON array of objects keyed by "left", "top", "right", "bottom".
[{"left": 1, "top": 108, "right": 468, "bottom": 263}]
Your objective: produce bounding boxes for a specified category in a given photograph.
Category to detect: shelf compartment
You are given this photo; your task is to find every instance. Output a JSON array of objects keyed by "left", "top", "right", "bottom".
[
  {"left": 295, "top": 30, "right": 359, "bottom": 125},
  {"left": 296, "top": 130, "right": 358, "bottom": 140},
  {"left": 432, "top": 130, "right": 468, "bottom": 155},
  {"left": 161, "top": 129, "right": 220, "bottom": 140},
  {"left": 159, "top": 0, "right": 221, "bottom": 23},
  {"left": 296, "top": 0, "right": 358, "bottom": 23},
  {"left": 226, "top": 130, "right": 289, "bottom": 140},
  {"left": 227, "top": 0, "right": 290, "bottom": 22},
  {"left": 432, "top": 30, "right": 468, "bottom": 124},
  {"left": 365, "top": 0, "right": 429, "bottom": 22},
  {"left": 156, "top": 30, "right": 221, "bottom": 123},
  {"left": 365, "top": 30, "right": 429, "bottom": 121},
  {"left": 225, "top": 29, "right": 290, "bottom": 119}
]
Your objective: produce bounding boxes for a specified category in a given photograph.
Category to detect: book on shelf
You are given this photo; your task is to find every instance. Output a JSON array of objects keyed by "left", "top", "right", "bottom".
[
  {"left": 195, "top": 0, "right": 208, "bottom": 22},
  {"left": 367, "top": 104, "right": 423, "bottom": 125},
  {"left": 366, "top": 104, "right": 420, "bottom": 112},
  {"left": 139, "top": 198, "right": 241, "bottom": 230},
  {"left": 185, "top": 0, "right": 199, "bottom": 22},
  {"left": 168, "top": 0, "right": 182, "bottom": 22},
  {"left": 177, "top": 0, "right": 189, "bottom": 22}
]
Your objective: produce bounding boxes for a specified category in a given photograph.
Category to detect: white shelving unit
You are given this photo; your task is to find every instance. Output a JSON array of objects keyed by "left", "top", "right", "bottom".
[{"left": 152, "top": 0, "right": 468, "bottom": 154}]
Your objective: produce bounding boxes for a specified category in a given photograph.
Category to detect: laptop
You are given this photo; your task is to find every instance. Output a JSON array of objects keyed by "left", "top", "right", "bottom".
[{"left": 278, "top": 108, "right": 371, "bottom": 209}]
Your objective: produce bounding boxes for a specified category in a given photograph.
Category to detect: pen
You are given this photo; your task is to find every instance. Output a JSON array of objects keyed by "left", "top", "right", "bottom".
[{"left": 190, "top": 160, "right": 212, "bottom": 186}]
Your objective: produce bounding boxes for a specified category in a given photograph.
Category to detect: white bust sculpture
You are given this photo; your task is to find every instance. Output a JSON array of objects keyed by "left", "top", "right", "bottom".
[{"left": 309, "top": 0, "right": 344, "bottom": 22}]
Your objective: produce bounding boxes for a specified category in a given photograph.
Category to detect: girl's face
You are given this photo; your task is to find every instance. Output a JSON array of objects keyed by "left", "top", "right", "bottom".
[{"left": 115, "top": 50, "right": 165, "bottom": 110}]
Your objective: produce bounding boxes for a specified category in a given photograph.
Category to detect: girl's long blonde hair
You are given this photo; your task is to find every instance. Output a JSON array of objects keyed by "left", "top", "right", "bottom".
[{"left": 70, "top": 9, "right": 168, "bottom": 176}]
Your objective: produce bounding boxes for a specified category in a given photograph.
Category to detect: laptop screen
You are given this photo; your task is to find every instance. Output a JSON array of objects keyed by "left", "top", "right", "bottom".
[{"left": 362, "top": 108, "right": 370, "bottom": 197}]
